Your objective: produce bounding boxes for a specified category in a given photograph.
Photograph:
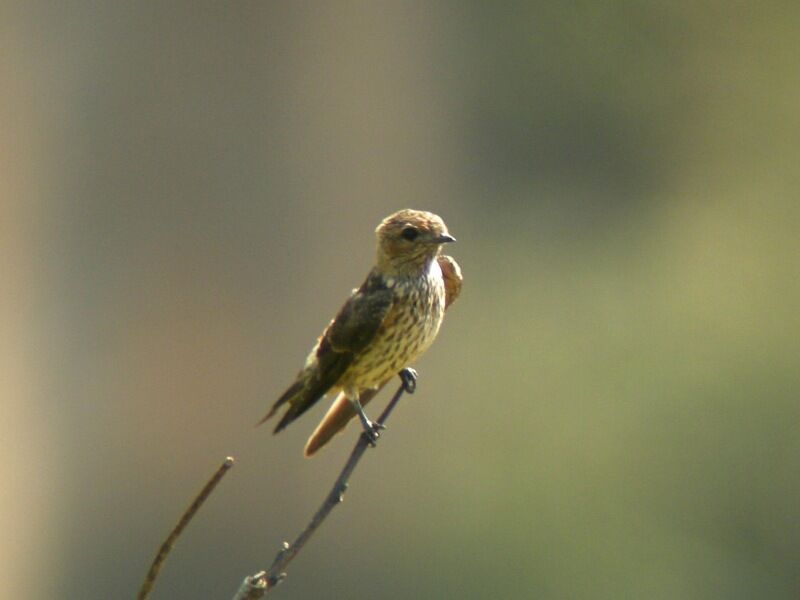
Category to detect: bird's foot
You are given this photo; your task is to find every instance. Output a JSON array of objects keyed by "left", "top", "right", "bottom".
[
  {"left": 399, "top": 368, "right": 418, "bottom": 394},
  {"left": 359, "top": 418, "right": 385, "bottom": 446},
  {"left": 352, "top": 398, "right": 385, "bottom": 447}
]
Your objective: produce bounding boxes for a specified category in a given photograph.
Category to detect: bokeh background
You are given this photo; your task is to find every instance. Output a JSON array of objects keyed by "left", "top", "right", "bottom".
[{"left": 3, "top": 2, "right": 800, "bottom": 598}]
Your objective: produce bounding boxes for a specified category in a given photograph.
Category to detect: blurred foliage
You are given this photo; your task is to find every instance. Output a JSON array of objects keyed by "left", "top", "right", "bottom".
[{"left": 2, "top": 2, "right": 799, "bottom": 599}]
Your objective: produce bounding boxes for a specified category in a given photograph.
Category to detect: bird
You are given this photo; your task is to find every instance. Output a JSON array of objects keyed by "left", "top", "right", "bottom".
[{"left": 258, "top": 209, "right": 462, "bottom": 456}]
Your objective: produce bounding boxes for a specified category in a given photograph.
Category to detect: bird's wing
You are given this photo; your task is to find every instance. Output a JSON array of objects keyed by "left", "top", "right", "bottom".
[
  {"left": 326, "top": 270, "right": 395, "bottom": 354},
  {"left": 438, "top": 254, "right": 463, "bottom": 309},
  {"left": 304, "top": 257, "right": 462, "bottom": 456},
  {"left": 262, "top": 269, "right": 394, "bottom": 432}
]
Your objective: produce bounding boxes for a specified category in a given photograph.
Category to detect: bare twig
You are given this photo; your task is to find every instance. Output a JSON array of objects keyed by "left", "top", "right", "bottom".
[
  {"left": 138, "top": 456, "right": 235, "bottom": 600},
  {"left": 234, "top": 369, "right": 417, "bottom": 599}
]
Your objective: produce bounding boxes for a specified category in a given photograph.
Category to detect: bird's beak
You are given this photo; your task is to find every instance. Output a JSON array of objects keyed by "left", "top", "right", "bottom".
[{"left": 431, "top": 233, "right": 456, "bottom": 244}]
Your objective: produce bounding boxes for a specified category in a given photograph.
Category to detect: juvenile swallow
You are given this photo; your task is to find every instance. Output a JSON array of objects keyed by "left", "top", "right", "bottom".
[{"left": 259, "top": 209, "right": 462, "bottom": 456}]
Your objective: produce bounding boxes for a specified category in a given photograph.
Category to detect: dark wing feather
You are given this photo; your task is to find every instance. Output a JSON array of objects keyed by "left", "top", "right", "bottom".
[
  {"left": 271, "top": 339, "right": 352, "bottom": 431},
  {"left": 326, "top": 272, "right": 394, "bottom": 353},
  {"left": 263, "top": 269, "right": 394, "bottom": 432}
]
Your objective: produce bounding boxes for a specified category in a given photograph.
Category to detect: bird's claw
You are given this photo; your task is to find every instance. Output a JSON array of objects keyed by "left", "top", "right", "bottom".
[
  {"left": 399, "top": 368, "right": 418, "bottom": 394},
  {"left": 361, "top": 420, "right": 383, "bottom": 446}
]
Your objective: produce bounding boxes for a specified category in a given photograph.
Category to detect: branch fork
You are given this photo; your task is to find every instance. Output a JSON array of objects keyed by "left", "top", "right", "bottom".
[
  {"left": 137, "top": 369, "right": 416, "bottom": 600},
  {"left": 234, "top": 368, "right": 417, "bottom": 599}
]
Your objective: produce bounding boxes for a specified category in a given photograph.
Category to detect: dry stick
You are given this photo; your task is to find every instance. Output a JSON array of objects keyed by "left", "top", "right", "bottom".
[
  {"left": 233, "top": 370, "right": 417, "bottom": 599},
  {"left": 138, "top": 456, "right": 235, "bottom": 600}
]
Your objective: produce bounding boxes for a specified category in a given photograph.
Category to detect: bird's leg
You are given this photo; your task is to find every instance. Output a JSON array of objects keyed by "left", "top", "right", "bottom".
[
  {"left": 348, "top": 390, "right": 382, "bottom": 446},
  {"left": 349, "top": 371, "right": 417, "bottom": 447},
  {"left": 399, "top": 367, "right": 418, "bottom": 394}
]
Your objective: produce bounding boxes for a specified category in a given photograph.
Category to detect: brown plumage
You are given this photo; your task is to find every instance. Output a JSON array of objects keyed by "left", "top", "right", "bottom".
[
  {"left": 304, "top": 253, "right": 463, "bottom": 456},
  {"left": 258, "top": 209, "right": 462, "bottom": 456}
]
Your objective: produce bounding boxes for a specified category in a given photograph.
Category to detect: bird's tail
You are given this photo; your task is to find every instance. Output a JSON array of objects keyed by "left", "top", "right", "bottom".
[{"left": 303, "top": 387, "right": 381, "bottom": 457}]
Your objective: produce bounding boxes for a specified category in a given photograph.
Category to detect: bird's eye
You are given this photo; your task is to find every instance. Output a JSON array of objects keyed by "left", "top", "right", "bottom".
[{"left": 401, "top": 226, "right": 419, "bottom": 241}]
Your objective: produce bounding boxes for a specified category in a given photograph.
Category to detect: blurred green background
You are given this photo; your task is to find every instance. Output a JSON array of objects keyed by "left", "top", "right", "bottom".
[{"left": 3, "top": 2, "right": 800, "bottom": 598}]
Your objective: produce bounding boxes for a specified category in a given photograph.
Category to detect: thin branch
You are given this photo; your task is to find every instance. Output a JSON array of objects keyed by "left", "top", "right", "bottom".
[
  {"left": 138, "top": 456, "right": 235, "bottom": 600},
  {"left": 234, "top": 369, "right": 417, "bottom": 599}
]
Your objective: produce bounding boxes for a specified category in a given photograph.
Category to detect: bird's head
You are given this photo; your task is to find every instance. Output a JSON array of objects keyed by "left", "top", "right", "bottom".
[{"left": 375, "top": 209, "right": 455, "bottom": 275}]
